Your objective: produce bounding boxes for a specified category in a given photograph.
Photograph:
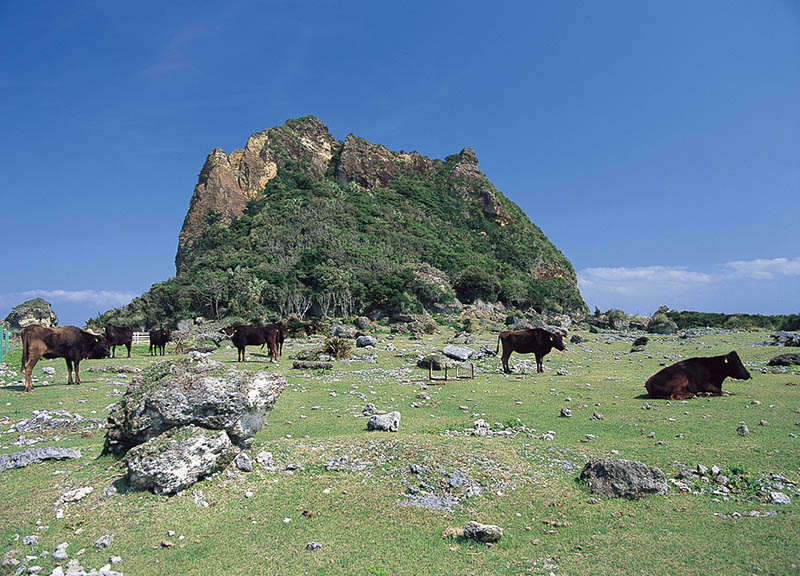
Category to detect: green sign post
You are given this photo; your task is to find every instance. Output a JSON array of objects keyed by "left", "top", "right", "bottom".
[{"left": 0, "top": 325, "right": 8, "bottom": 363}]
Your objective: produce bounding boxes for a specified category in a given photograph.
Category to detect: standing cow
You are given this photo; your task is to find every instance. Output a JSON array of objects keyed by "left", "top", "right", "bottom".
[
  {"left": 644, "top": 351, "right": 751, "bottom": 399},
  {"left": 231, "top": 325, "right": 279, "bottom": 363},
  {"left": 148, "top": 328, "right": 170, "bottom": 356},
  {"left": 20, "top": 325, "right": 110, "bottom": 391},
  {"left": 496, "top": 328, "right": 566, "bottom": 374},
  {"left": 105, "top": 324, "right": 134, "bottom": 358}
]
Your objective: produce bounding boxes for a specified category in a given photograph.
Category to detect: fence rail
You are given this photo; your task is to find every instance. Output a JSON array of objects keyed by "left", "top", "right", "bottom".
[{"left": 132, "top": 332, "right": 150, "bottom": 345}]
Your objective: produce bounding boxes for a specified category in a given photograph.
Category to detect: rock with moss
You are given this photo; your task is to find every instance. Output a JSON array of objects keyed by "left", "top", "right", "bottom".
[
  {"left": 579, "top": 459, "right": 667, "bottom": 499},
  {"left": 3, "top": 298, "right": 58, "bottom": 330},
  {"left": 125, "top": 426, "right": 235, "bottom": 495},
  {"left": 647, "top": 314, "right": 678, "bottom": 335},
  {"left": 104, "top": 355, "right": 287, "bottom": 454}
]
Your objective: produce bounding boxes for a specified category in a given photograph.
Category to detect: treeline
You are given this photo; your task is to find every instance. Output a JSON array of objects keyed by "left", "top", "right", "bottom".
[{"left": 666, "top": 311, "right": 800, "bottom": 331}]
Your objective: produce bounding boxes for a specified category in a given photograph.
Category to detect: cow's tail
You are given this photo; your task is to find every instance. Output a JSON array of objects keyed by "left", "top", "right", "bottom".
[{"left": 495, "top": 335, "right": 501, "bottom": 356}]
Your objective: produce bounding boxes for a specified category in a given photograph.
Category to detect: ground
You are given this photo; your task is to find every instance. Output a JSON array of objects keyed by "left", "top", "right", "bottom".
[{"left": 0, "top": 326, "right": 798, "bottom": 575}]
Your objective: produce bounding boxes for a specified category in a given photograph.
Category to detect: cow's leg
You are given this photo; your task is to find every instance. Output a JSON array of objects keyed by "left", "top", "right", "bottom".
[
  {"left": 74, "top": 359, "right": 82, "bottom": 384},
  {"left": 65, "top": 359, "right": 74, "bottom": 385},
  {"left": 501, "top": 349, "right": 512, "bottom": 374},
  {"left": 126, "top": 342, "right": 131, "bottom": 358},
  {"left": 536, "top": 354, "right": 543, "bottom": 373}
]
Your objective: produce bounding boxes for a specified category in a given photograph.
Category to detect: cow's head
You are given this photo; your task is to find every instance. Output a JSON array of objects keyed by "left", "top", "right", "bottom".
[
  {"left": 89, "top": 335, "right": 111, "bottom": 359},
  {"left": 724, "top": 351, "right": 751, "bottom": 380},
  {"left": 161, "top": 329, "right": 171, "bottom": 341},
  {"left": 550, "top": 331, "right": 566, "bottom": 351},
  {"left": 220, "top": 326, "right": 236, "bottom": 336}
]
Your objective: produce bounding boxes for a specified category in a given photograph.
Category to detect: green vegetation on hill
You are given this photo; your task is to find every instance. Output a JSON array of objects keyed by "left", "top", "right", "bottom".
[
  {"left": 667, "top": 310, "right": 800, "bottom": 331},
  {"left": 92, "top": 122, "right": 585, "bottom": 329}
]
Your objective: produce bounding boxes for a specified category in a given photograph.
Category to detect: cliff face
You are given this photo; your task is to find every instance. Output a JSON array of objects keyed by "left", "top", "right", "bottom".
[{"left": 176, "top": 117, "right": 338, "bottom": 272}]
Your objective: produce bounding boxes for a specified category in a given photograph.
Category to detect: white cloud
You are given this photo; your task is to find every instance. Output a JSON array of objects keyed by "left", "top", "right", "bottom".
[
  {"left": 0, "top": 289, "right": 136, "bottom": 311},
  {"left": 721, "top": 257, "right": 800, "bottom": 280},
  {"left": 577, "top": 256, "right": 800, "bottom": 314}
]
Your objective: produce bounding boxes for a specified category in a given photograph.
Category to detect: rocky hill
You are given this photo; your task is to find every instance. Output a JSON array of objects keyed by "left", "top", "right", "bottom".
[
  {"left": 4, "top": 298, "right": 58, "bottom": 331},
  {"left": 93, "top": 116, "right": 586, "bottom": 328}
]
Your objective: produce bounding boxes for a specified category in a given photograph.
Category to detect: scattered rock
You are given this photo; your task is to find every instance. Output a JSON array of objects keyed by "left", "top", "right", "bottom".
[
  {"left": 367, "top": 411, "right": 401, "bottom": 432},
  {"left": 356, "top": 335, "right": 377, "bottom": 348},
  {"left": 306, "top": 542, "right": 323, "bottom": 551},
  {"left": 768, "top": 491, "right": 791, "bottom": 505},
  {"left": 463, "top": 521, "right": 503, "bottom": 543},
  {"left": 0, "top": 447, "right": 81, "bottom": 473},
  {"left": 560, "top": 407, "right": 572, "bottom": 418},
  {"left": 57, "top": 487, "right": 93, "bottom": 504},
  {"left": 94, "top": 535, "right": 112, "bottom": 549},
  {"left": 767, "top": 353, "right": 800, "bottom": 366},
  {"left": 579, "top": 459, "right": 667, "bottom": 499},
  {"left": 292, "top": 360, "right": 333, "bottom": 370},
  {"left": 233, "top": 452, "right": 252, "bottom": 472},
  {"left": 737, "top": 422, "right": 750, "bottom": 436}
]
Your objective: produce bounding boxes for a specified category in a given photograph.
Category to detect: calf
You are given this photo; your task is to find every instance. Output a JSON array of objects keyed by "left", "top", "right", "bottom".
[
  {"left": 644, "top": 351, "right": 751, "bottom": 399},
  {"left": 105, "top": 324, "right": 134, "bottom": 358},
  {"left": 496, "top": 328, "right": 566, "bottom": 373},
  {"left": 20, "top": 325, "right": 110, "bottom": 391},
  {"left": 148, "top": 328, "right": 170, "bottom": 356}
]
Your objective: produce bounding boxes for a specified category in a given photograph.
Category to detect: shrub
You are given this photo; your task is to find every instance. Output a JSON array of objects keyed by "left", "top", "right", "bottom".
[{"left": 323, "top": 336, "right": 352, "bottom": 359}]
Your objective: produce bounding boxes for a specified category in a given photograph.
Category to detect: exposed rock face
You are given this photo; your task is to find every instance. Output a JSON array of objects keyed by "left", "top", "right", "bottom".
[
  {"left": 580, "top": 459, "right": 667, "bottom": 499},
  {"left": 3, "top": 298, "right": 58, "bottom": 330},
  {"left": 447, "top": 148, "right": 510, "bottom": 226},
  {"left": 176, "top": 116, "right": 338, "bottom": 271},
  {"left": 768, "top": 353, "right": 800, "bottom": 366},
  {"left": 125, "top": 426, "right": 235, "bottom": 495},
  {"left": 104, "top": 355, "right": 287, "bottom": 454}
]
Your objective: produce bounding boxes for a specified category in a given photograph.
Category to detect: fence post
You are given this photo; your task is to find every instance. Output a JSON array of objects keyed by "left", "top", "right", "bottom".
[{"left": 0, "top": 325, "right": 6, "bottom": 363}]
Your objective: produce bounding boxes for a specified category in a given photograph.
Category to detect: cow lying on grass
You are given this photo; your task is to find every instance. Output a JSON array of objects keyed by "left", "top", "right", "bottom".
[
  {"left": 496, "top": 328, "right": 566, "bottom": 373},
  {"left": 20, "top": 325, "right": 110, "bottom": 391},
  {"left": 645, "top": 351, "right": 751, "bottom": 399}
]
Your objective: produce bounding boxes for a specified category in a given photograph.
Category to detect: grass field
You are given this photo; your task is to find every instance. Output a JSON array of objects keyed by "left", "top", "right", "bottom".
[{"left": 1, "top": 327, "right": 798, "bottom": 575}]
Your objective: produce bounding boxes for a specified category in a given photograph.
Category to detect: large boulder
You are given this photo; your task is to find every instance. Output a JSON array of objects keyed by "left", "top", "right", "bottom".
[
  {"left": 125, "top": 426, "right": 235, "bottom": 495},
  {"left": 417, "top": 353, "right": 455, "bottom": 371},
  {"left": 367, "top": 411, "right": 401, "bottom": 432},
  {"left": 104, "top": 355, "right": 287, "bottom": 454},
  {"left": 647, "top": 315, "right": 678, "bottom": 335},
  {"left": 579, "top": 459, "right": 667, "bottom": 499},
  {"left": 3, "top": 298, "right": 58, "bottom": 330}
]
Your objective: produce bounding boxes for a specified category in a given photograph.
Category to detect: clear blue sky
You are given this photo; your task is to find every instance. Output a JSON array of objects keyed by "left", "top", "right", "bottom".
[{"left": 2, "top": 1, "right": 798, "bottom": 325}]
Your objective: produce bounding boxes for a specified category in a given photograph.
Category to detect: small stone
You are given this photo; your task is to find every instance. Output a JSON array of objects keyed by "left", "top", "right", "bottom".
[
  {"left": 736, "top": 422, "right": 750, "bottom": 436},
  {"left": 161, "top": 540, "right": 174, "bottom": 548},
  {"left": 463, "top": 521, "right": 503, "bottom": 543},
  {"left": 711, "top": 465, "right": 723, "bottom": 476},
  {"left": 560, "top": 407, "right": 572, "bottom": 418},
  {"left": 306, "top": 542, "right": 323, "bottom": 551},
  {"left": 587, "top": 497, "right": 599, "bottom": 504},
  {"left": 167, "top": 530, "right": 176, "bottom": 537},
  {"left": 647, "top": 432, "right": 656, "bottom": 439},
  {"left": 23, "top": 536, "right": 38, "bottom": 546},
  {"left": 110, "top": 556, "right": 122, "bottom": 565},
  {"left": 94, "top": 535, "right": 113, "bottom": 549},
  {"left": 233, "top": 452, "right": 252, "bottom": 472},
  {"left": 244, "top": 490, "right": 254, "bottom": 499},
  {"left": 591, "top": 411, "right": 604, "bottom": 420},
  {"left": 768, "top": 491, "right": 791, "bottom": 505},
  {"left": 759, "top": 420, "right": 769, "bottom": 427}
]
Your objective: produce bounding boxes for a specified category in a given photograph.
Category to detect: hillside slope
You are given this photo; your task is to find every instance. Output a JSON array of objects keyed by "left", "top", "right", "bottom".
[{"left": 93, "top": 116, "right": 585, "bottom": 328}]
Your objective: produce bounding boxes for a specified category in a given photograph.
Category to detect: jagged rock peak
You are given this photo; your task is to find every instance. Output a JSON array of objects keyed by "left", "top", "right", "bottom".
[
  {"left": 456, "top": 147, "right": 478, "bottom": 165},
  {"left": 176, "top": 116, "right": 337, "bottom": 271}
]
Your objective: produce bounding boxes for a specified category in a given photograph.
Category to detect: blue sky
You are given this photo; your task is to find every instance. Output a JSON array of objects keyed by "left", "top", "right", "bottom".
[{"left": 1, "top": 1, "right": 798, "bottom": 326}]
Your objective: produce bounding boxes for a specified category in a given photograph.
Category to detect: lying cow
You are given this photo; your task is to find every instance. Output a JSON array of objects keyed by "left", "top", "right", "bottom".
[
  {"left": 496, "top": 328, "right": 566, "bottom": 373},
  {"left": 148, "top": 328, "right": 170, "bottom": 356},
  {"left": 105, "top": 324, "right": 134, "bottom": 358},
  {"left": 20, "top": 325, "right": 110, "bottom": 391},
  {"left": 231, "top": 325, "right": 279, "bottom": 362},
  {"left": 645, "top": 351, "right": 751, "bottom": 399}
]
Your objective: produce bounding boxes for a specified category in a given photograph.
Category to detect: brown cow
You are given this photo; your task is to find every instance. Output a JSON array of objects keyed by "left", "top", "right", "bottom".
[
  {"left": 148, "top": 328, "right": 170, "bottom": 356},
  {"left": 20, "top": 325, "right": 110, "bottom": 391},
  {"left": 105, "top": 324, "right": 134, "bottom": 358},
  {"left": 223, "top": 322, "right": 287, "bottom": 358},
  {"left": 644, "top": 351, "right": 751, "bottom": 399},
  {"left": 231, "top": 325, "right": 279, "bottom": 362},
  {"left": 496, "top": 328, "right": 566, "bottom": 373}
]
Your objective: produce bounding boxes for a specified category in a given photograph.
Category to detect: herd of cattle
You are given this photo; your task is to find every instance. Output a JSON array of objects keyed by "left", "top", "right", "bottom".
[{"left": 16, "top": 325, "right": 752, "bottom": 398}]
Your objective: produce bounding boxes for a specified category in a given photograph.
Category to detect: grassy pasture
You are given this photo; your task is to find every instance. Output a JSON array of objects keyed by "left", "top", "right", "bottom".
[{"left": 1, "top": 328, "right": 798, "bottom": 575}]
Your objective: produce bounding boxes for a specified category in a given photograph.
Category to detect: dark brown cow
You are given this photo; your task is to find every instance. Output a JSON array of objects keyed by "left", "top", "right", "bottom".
[
  {"left": 496, "top": 328, "right": 566, "bottom": 374},
  {"left": 231, "top": 325, "right": 279, "bottom": 362},
  {"left": 105, "top": 324, "right": 134, "bottom": 358},
  {"left": 222, "top": 322, "right": 287, "bottom": 357},
  {"left": 644, "top": 351, "right": 751, "bottom": 399},
  {"left": 20, "top": 325, "right": 110, "bottom": 391},
  {"left": 148, "top": 328, "right": 170, "bottom": 356}
]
